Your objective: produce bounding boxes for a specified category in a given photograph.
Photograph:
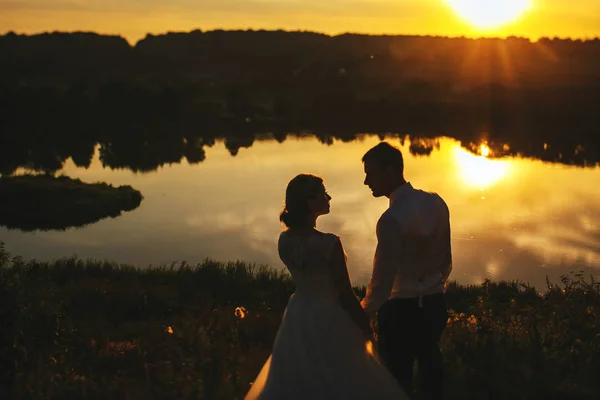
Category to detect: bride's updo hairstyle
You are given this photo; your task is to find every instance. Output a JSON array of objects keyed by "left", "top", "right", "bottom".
[{"left": 280, "top": 174, "right": 324, "bottom": 229}]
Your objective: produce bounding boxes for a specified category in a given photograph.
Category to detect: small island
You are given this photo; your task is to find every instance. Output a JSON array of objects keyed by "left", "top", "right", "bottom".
[{"left": 0, "top": 174, "right": 143, "bottom": 231}]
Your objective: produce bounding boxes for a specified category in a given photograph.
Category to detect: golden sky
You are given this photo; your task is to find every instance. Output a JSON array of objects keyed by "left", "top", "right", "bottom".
[{"left": 1, "top": 0, "right": 599, "bottom": 44}]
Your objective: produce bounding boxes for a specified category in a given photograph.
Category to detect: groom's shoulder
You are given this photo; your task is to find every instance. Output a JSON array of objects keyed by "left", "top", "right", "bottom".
[
  {"left": 412, "top": 185, "right": 440, "bottom": 197},
  {"left": 414, "top": 187, "right": 448, "bottom": 205},
  {"left": 426, "top": 189, "right": 448, "bottom": 207},
  {"left": 424, "top": 191, "right": 450, "bottom": 214}
]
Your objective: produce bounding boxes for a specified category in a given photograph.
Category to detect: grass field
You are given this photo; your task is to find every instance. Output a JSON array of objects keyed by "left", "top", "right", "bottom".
[{"left": 1, "top": 242, "right": 598, "bottom": 399}]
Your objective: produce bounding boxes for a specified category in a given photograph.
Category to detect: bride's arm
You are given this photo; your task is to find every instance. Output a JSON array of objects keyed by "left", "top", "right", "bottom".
[{"left": 329, "top": 236, "right": 374, "bottom": 341}]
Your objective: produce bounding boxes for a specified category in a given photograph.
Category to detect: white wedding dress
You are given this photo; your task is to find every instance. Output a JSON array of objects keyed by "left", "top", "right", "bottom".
[{"left": 245, "top": 231, "right": 408, "bottom": 400}]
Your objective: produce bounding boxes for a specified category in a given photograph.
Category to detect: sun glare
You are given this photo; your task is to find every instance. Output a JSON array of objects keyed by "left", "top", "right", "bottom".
[
  {"left": 479, "top": 143, "right": 490, "bottom": 157},
  {"left": 454, "top": 145, "right": 510, "bottom": 188},
  {"left": 445, "top": 0, "right": 532, "bottom": 29}
]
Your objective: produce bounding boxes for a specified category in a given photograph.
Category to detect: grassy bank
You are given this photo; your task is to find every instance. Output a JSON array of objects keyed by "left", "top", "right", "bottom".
[
  {"left": 0, "top": 175, "right": 142, "bottom": 231},
  {"left": 0, "top": 243, "right": 598, "bottom": 399}
]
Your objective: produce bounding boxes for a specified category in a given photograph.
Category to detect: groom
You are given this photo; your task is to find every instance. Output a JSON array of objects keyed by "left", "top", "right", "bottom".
[{"left": 360, "top": 142, "right": 452, "bottom": 400}]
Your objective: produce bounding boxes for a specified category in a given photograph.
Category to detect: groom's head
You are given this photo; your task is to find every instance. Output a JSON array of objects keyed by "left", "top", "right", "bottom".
[{"left": 362, "top": 142, "right": 405, "bottom": 198}]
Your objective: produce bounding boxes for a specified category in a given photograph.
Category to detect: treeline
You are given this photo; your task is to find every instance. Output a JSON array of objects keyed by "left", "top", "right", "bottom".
[
  {"left": 1, "top": 30, "right": 599, "bottom": 170},
  {"left": 2, "top": 30, "right": 600, "bottom": 87}
]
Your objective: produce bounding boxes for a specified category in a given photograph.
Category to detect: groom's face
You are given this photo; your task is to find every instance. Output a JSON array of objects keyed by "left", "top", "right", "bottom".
[{"left": 363, "top": 159, "right": 391, "bottom": 198}]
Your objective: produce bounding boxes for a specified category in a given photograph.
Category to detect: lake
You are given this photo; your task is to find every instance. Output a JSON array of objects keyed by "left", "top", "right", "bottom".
[{"left": 1, "top": 134, "right": 599, "bottom": 289}]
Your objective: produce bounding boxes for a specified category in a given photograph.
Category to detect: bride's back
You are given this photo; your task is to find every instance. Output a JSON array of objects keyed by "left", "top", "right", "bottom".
[{"left": 278, "top": 230, "right": 339, "bottom": 299}]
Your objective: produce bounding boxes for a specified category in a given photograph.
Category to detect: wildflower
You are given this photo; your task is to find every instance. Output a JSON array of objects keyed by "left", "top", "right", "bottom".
[
  {"left": 167, "top": 326, "right": 174, "bottom": 335},
  {"left": 466, "top": 315, "right": 479, "bottom": 332},
  {"left": 235, "top": 306, "right": 247, "bottom": 319},
  {"left": 587, "top": 306, "right": 595, "bottom": 315}
]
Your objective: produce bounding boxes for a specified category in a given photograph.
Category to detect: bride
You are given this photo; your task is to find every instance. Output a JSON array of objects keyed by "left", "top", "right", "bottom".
[{"left": 245, "top": 174, "right": 408, "bottom": 400}]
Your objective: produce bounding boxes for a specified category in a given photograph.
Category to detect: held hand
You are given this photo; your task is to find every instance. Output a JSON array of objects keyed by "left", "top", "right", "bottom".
[
  {"left": 359, "top": 297, "right": 367, "bottom": 309},
  {"left": 362, "top": 323, "right": 375, "bottom": 343},
  {"left": 364, "top": 336, "right": 377, "bottom": 356}
]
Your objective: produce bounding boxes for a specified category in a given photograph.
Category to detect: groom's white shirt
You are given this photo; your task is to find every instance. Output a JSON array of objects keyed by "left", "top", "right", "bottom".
[{"left": 361, "top": 182, "right": 452, "bottom": 318}]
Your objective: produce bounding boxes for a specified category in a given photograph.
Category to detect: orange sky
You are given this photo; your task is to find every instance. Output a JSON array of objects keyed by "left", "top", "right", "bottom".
[{"left": 1, "top": 0, "right": 599, "bottom": 44}]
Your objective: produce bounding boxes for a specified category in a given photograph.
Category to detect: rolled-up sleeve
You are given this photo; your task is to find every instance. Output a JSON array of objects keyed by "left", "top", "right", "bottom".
[{"left": 360, "top": 213, "right": 400, "bottom": 318}]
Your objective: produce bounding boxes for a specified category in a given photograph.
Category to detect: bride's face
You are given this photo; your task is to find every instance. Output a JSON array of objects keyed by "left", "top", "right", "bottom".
[{"left": 308, "top": 185, "right": 331, "bottom": 217}]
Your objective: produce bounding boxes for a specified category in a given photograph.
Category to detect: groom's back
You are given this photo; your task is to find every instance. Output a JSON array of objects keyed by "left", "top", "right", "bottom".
[{"left": 385, "top": 186, "right": 451, "bottom": 288}]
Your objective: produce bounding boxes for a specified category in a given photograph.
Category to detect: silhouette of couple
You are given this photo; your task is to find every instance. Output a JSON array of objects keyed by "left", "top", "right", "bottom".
[{"left": 246, "top": 142, "right": 452, "bottom": 400}]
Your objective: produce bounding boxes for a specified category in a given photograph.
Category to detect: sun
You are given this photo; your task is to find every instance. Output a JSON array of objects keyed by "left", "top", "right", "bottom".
[{"left": 445, "top": 0, "right": 532, "bottom": 29}]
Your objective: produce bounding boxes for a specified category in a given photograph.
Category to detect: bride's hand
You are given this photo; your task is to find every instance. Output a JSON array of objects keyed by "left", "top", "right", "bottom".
[{"left": 364, "top": 333, "right": 377, "bottom": 356}]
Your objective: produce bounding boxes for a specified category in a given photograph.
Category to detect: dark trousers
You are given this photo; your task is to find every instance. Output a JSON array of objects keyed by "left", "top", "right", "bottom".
[{"left": 377, "top": 293, "right": 448, "bottom": 400}]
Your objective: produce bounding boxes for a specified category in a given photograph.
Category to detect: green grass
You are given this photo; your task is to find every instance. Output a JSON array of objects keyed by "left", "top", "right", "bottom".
[
  {"left": 0, "top": 242, "right": 598, "bottom": 399},
  {"left": 0, "top": 174, "right": 142, "bottom": 231}
]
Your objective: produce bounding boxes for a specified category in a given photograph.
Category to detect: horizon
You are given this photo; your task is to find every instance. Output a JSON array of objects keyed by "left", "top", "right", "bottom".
[
  {"left": 3, "top": 28, "right": 600, "bottom": 48},
  {"left": 1, "top": 0, "right": 600, "bottom": 44}
]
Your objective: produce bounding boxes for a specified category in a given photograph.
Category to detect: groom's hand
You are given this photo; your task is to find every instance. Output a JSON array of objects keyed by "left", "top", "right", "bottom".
[{"left": 370, "top": 320, "right": 379, "bottom": 342}]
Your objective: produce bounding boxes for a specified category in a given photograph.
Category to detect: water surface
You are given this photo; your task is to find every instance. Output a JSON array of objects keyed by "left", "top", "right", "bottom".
[{"left": 2, "top": 135, "right": 599, "bottom": 289}]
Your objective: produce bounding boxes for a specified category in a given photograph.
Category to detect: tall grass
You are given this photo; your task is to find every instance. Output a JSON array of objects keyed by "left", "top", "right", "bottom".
[{"left": 1, "top": 242, "right": 598, "bottom": 399}]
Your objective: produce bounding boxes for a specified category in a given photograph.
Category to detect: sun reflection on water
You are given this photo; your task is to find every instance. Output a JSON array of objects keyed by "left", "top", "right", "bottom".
[
  {"left": 455, "top": 144, "right": 510, "bottom": 188},
  {"left": 479, "top": 143, "right": 490, "bottom": 157}
]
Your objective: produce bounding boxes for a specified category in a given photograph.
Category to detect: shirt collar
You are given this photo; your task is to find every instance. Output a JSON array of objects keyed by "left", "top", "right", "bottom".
[{"left": 389, "top": 182, "right": 413, "bottom": 206}]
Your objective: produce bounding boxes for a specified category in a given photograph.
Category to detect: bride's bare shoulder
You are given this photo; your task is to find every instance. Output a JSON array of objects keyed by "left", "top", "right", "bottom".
[
  {"left": 318, "top": 231, "right": 340, "bottom": 240},
  {"left": 280, "top": 228, "right": 329, "bottom": 237},
  {"left": 279, "top": 230, "right": 338, "bottom": 248}
]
